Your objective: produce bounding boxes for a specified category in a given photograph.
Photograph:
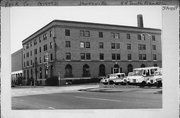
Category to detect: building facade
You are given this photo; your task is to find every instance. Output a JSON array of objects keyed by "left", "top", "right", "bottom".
[
  {"left": 11, "top": 48, "right": 23, "bottom": 84},
  {"left": 22, "top": 19, "right": 162, "bottom": 85}
]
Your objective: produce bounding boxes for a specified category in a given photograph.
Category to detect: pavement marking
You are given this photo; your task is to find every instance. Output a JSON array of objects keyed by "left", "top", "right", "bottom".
[{"left": 75, "top": 96, "right": 122, "bottom": 103}]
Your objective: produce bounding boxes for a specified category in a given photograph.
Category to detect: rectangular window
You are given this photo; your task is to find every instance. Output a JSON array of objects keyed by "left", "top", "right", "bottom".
[
  {"left": 80, "top": 53, "right": 85, "bottom": 60},
  {"left": 139, "top": 54, "right": 146, "bottom": 60},
  {"left": 85, "top": 42, "right": 90, "bottom": 48},
  {"left": 100, "top": 53, "right": 104, "bottom": 60},
  {"left": 30, "top": 42, "right": 32, "bottom": 47},
  {"left": 117, "top": 54, "right": 121, "bottom": 60},
  {"left": 24, "top": 54, "right": 25, "bottom": 59},
  {"left": 31, "top": 60, "right": 33, "bottom": 65},
  {"left": 39, "top": 47, "right": 41, "bottom": 53},
  {"left": 86, "top": 53, "right": 91, "bottom": 60},
  {"left": 26, "top": 52, "right": 29, "bottom": 58},
  {"left": 50, "top": 42, "right": 53, "bottom": 49},
  {"left": 44, "top": 55, "right": 46, "bottom": 62},
  {"left": 111, "top": 32, "right": 115, "bottom": 38},
  {"left": 152, "top": 45, "right": 156, "bottom": 50},
  {"left": 112, "top": 53, "right": 116, "bottom": 60},
  {"left": 153, "top": 54, "right": 157, "bottom": 60},
  {"left": 127, "top": 44, "right": 131, "bottom": 50},
  {"left": 50, "top": 30, "right": 52, "bottom": 37},
  {"left": 50, "top": 53, "right": 53, "bottom": 60},
  {"left": 111, "top": 43, "right": 115, "bottom": 49},
  {"left": 84, "top": 31, "right": 90, "bottom": 37},
  {"left": 39, "top": 57, "right": 41, "bottom": 63},
  {"left": 65, "top": 41, "right": 71, "bottom": 48},
  {"left": 34, "top": 49, "right": 37, "bottom": 55},
  {"left": 24, "top": 62, "right": 25, "bottom": 67},
  {"left": 80, "top": 30, "right": 90, "bottom": 37},
  {"left": 26, "top": 61, "right": 29, "bottom": 66},
  {"left": 99, "top": 42, "right": 104, "bottom": 49},
  {"left": 138, "top": 44, "right": 146, "bottom": 50},
  {"left": 66, "top": 53, "right": 71, "bottom": 60},
  {"left": 65, "top": 29, "right": 70, "bottom": 36},
  {"left": 26, "top": 44, "right": 29, "bottom": 49},
  {"left": 127, "top": 33, "right": 131, "bottom": 39},
  {"left": 80, "top": 42, "right": 85, "bottom": 48},
  {"left": 116, "top": 43, "right": 120, "bottom": 49},
  {"left": 39, "top": 36, "right": 41, "bottom": 43},
  {"left": 128, "top": 54, "right": 132, "bottom": 60},
  {"left": 43, "top": 44, "right": 48, "bottom": 51},
  {"left": 43, "top": 33, "right": 47, "bottom": 40},
  {"left": 111, "top": 32, "right": 120, "bottom": 39},
  {"left": 34, "top": 39, "right": 37, "bottom": 45},
  {"left": 99, "top": 32, "right": 103, "bottom": 38},
  {"left": 152, "top": 35, "right": 156, "bottom": 41}
]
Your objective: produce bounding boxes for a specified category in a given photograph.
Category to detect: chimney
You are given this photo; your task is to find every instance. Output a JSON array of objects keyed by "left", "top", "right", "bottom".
[{"left": 137, "top": 14, "right": 144, "bottom": 28}]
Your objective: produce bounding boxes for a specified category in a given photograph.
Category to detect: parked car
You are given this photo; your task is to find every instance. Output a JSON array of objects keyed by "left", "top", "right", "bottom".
[
  {"left": 110, "top": 73, "right": 126, "bottom": 85},
  {"left": 100, "top": 73, "right": 125, "bottom": 85}
]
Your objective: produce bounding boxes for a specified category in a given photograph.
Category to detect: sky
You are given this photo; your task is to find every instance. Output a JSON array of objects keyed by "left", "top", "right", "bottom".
[{"left": 10, "top": 6, "right": 162, "bottom": 53}]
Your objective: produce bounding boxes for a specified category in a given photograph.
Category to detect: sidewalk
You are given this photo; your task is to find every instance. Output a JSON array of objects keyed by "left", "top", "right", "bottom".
[{"left": 12, "top": 83, "right": 99, "bottom": 97}]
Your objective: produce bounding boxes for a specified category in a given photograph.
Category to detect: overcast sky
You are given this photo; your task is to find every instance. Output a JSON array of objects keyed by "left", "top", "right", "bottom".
[{"left": 10, "top": 6, "right": 162, "bottom": 53}]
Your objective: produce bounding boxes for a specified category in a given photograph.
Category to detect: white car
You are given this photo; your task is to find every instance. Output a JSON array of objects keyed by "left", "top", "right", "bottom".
[
  {"left": 100, "top": 73, "right": 125, "bottom": 85},
  {"left": 111, "top": 73, "right": 126, "bottom": 85}
]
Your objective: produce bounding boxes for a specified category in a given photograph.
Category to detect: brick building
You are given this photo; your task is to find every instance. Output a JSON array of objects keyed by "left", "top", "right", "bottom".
[
  {"left": 22, "top": 16, "right": 162, "bottom": 85},
  {"left": 11, "top": 48, "right": 23, "bottom": 84}
]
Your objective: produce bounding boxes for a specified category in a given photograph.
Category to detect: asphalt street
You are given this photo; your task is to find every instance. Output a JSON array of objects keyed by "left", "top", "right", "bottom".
[{"left": 12, "top": 85, "right": 162, "bottom": 109}]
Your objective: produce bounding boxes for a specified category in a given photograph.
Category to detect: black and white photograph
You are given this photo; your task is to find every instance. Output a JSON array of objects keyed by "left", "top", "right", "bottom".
[
  {"left": 10, "top": 6, "right": 163, "bottom": 110},
  {"left": 1, "top": 4, "right": 179, "bottom": 118}
]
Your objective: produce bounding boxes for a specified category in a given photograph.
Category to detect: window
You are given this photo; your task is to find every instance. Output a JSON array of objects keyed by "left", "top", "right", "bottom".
[
  {"left": 65, "top": 29, "right": 70, "bottom": 36},
  {"left": 30, "top": 42, "right": 32, "bottom": 47},
  {"left": 139, "top": 54, "right": 146, "bottom": 60},
  {"left": 80, "top": 30, "right": 90, "bottom": 37},
  {"left": 86, "top": 53, "right": 91, "bottom": 60},
  {"left": 43, "top": 33, "right": 47, "bottom": 40},
  {"left": 50, "top": 53, "right": 53, "bottom": 61},
  {"left": 127, "top": 44, "right": 131, "bottom": 50},
  {"left": 80, "top": 53, "right": 85, "bottom": 60},
  {"left": 66, "top": 53, "right": 71, "bottom": 60},
  {"left": 80, "top": 42, "right": 85, "bottom": 48},
  {"left": 128, "top": 54, "right": 132, "bottom": 60},
  {"left": 112, "top": 53, "right": 116, "bottom": 60},
  {"left": 99, "top": 53, "right": 104, "bottom": 60},
  {"left": 138, "top": 34, "right": 141, "bottom": 40},
  {"left": 85, "top": 42, "right": 90, "bottom": 48},
  {"left": 117, "top": 54, "right": 121, "bottom": 60},
  {"left": 34, "top": 49, "right": 37, "bottom": 55},
  {"left": 99, "top": 42, "right": 104, "bottom": 49},
  {"left": 39, "top": 36, "right": 41, "bottom": 43},
  {"left": 43, "top": 44, "right": 48, "bottom": 51},
  {"left": 26, "top": 61, "right": 29, "bottom": 67},
  {"left": 50, "top": 42, "right": 53, "bottom": 49},
  {"left": 31, "top": 60, "right": 33, "bottom": 65},
  {"left": 111, "top": 32, "right": 120, "bottom": 39},
  {"left": 39, "top": 67, "right": 42, "bottom": 79},
  {"left": 99, "top": 32, "right": 103, "bottom": 38},
  {"left": 39, "top": 57, "right": 41, "bottom": 63},
  {"left": 65, "top": 41, "right": 71, "bottom": 48},
  {"left": 50, "top": 30, "right": 52, "bottom": 37},
  {"left": 127, "top": 33, "right": 131, "bottom": 39},
  {"left": 24, "top": 62, "right": 25, "bottom": 67},
  {"left": 111, "top": 43, "right": 120, "bottom": 49},
  {"left": 153, "top": 54, "right": 157, "bottom": 60},
  {"left": 26, "top": 44, "right": 29, "bottom": 49},
  {"left": 26, "top": 52, "right": 29, "bottom": 58},
  {"left": 34, "top": 39, "right": 37, "bottom": 45},
  {"left": 116, "top": 43, "right": 120, "bottom": 49},
  {"left": 111, "top": 43, "right": 115, "bottom": 49},
  {"left": 30, "top": 51, "right": 32, "bottom": 56},
  {"left": 152, "top": 35, "right": 156, "bottom": 41},
  {"left": 152, "top": 45, "right": 156, "bottom": 50},
  {"left": 39, "top": 47, "right": 41, "bottom": 53},
  {"left": 138, "top": 44, "right": 146, "bottom": 50},
  {"left": 24, "top": 54, "right": 25, "bottom": 59}
]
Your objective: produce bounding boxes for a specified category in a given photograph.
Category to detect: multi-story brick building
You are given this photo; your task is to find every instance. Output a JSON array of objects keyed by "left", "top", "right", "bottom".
[
  {"left": 22, "top": 16, "right": 162, "bottom": 85},
  {"left": 11, "top": 48, "right": 23, "bottom": 84}
]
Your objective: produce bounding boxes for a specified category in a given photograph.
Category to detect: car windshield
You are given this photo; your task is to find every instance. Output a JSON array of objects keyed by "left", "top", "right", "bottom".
[{"left": 132, "top": 70, "right": 143, "bottom": 76}]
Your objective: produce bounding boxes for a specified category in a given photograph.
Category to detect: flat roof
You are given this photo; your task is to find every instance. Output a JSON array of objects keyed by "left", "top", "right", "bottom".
[{"left": 22, "top": 20, "right": 161, "bottom": 43}]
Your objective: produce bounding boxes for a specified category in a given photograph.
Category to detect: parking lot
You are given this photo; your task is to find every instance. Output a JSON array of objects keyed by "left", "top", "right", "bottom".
[{"left": 12, "top": 84, "right": 162, "bottom": 109}]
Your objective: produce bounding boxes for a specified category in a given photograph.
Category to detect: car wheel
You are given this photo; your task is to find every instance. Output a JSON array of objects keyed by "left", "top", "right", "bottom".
[{"left": 140, "top": 81, "right": 146, "bottom": 88}]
